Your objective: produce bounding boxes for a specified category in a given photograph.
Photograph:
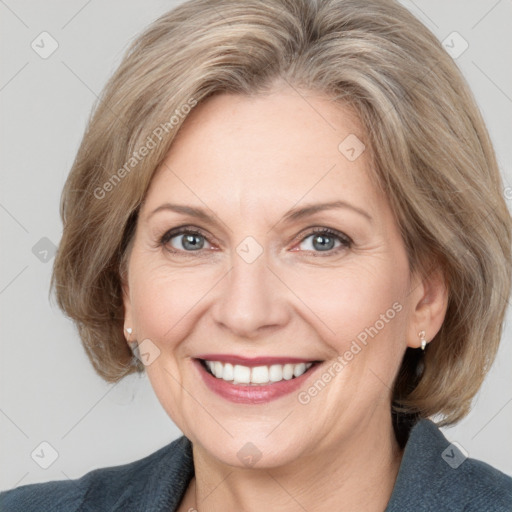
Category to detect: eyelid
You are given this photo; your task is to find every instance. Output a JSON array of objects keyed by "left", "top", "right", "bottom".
[
  {"left": 292, "top": 226, "right": 352, "bottom": 246},
  {"left": 158, "top": 224, "right": 352, "bottom": 256},
  {"left": 160, "top": 225, "right": 211, "bottom": 244},
  {"left": 159, "top": 225, "right": 217, "bottom": 254}
]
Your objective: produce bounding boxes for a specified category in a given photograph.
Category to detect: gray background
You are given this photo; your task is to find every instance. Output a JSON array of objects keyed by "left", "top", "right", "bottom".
[{"left": 1, "top": 0, "right": 511, "bottom": 491}]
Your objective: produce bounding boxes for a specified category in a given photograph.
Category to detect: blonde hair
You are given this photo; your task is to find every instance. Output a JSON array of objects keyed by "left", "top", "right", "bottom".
[{"left": 51, "top": 0, "right": 511, "bottom": 433}]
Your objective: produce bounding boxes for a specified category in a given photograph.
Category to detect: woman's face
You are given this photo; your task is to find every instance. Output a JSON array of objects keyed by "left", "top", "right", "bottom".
[{"left": 123, "top": 87, "right": 428, "bottom": 467}]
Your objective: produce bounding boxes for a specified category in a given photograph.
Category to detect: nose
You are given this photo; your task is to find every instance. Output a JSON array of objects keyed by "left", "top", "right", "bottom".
[{"left": 211, "top": 248, "right": 291, "bottom": 340}]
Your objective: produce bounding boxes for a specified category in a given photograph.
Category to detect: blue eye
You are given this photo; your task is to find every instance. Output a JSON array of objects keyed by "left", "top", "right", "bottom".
[
  {"left": 297, "top": 228, "right": 352, "bottom": 254},
  {"left": 161, "top": 228, "right": 211, "bottom": 253},
  {"left": 159, "top": 226, "right": 352, "bottom": 256}
]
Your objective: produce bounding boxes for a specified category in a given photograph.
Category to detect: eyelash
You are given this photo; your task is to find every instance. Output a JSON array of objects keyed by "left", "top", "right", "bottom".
[{"left": 158, "top": 225, "right": 353, "bottom": 257}]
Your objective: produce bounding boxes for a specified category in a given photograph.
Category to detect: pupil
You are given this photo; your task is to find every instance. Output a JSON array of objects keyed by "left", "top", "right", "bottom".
[
  {"left": 183, "top": 234, "right": 204, "bottom": 250},
  {"left": 313, "top": 234, "right": 334, "bottom": 251}
]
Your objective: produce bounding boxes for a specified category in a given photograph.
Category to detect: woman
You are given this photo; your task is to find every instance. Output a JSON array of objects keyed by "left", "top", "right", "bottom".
[{"left": 1, "top": 0, "right": 511, "bottom": 510}]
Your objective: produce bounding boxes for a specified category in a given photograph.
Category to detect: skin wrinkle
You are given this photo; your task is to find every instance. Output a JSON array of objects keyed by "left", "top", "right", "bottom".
[{"left": 122, "top": 88, "right": 448, "bottom": 512}]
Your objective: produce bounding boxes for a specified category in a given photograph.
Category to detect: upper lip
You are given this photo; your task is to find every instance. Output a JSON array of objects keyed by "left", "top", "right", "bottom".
[{"left": 195, "top": 354, "right": 321, "bottom": 366}]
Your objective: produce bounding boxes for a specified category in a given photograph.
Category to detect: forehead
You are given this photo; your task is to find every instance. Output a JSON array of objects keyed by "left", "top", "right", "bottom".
[{"left": 142, "top": 90, "right": 384, "bottom": 221}]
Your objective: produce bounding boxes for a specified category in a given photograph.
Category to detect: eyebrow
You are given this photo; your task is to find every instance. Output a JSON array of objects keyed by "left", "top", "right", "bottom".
[
  {"left": 282, "top": 200, "right": 372, "bottom": 224},
  {"left": 147, "top": 200, "right": 373, "bottom": 226}
]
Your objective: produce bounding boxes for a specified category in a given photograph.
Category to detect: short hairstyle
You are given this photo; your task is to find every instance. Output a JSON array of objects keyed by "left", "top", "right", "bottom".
[{"left": 51, "top": 0, "right": 512, "bottom": 431}]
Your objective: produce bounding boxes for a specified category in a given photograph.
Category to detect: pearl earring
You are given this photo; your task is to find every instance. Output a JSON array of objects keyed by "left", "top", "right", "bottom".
[
  {"left": 418, "top": 330, "right": 427, "bottom": 351},
  {"left": 125, "top": 327, "right": 133, "bottom": 335}
]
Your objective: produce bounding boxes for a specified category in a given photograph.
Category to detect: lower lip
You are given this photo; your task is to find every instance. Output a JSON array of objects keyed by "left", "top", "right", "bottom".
[{"left": 193, "top": 359, "right": 321, "bottom": 404}]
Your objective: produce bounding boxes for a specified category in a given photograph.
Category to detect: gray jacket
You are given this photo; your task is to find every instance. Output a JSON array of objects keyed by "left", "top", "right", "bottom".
[{"left": 1, "top": 419, "right": 510, "bottom": 511}]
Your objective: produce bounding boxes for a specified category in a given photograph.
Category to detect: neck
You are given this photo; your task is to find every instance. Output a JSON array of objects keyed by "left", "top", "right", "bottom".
[{"left": 184, "top": 413, "right": 404, "bottom": 512}]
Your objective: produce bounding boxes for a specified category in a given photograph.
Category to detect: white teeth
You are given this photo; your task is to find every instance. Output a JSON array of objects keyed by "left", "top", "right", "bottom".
[
  {"left": 251, "top": 366, "right": 269, "bottom": 384},
  {"left": 269, "top": 364, "right": 283, "bottom": 382},
  {"left": 283, "top": 363, "right": 295, "bottom": 380},
  {"left": 213, "top": 361, "right": 223, "bottom": 378},
  {"left": 203, "top": 360, "right": 314, "bottom": 385},
  {"left": 222, "top": 363, "right": 234, "bottom": 381},
  {"left": 233, "top": 364, "right": 251, "bottom": 384},
  {"left": 293, "top": 363, "right": 306, "bottom": 378}
]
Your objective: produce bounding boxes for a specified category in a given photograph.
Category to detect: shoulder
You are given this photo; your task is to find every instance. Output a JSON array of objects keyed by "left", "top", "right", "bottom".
[
  {"left": 0, "top": 435, "right": 194, "bottom": 512},
  {"left": 386, "top": 419, "right": 512, "bottom": 512},
  {"left": 456, "top": 456, "right": 512, "bottom": 510}
]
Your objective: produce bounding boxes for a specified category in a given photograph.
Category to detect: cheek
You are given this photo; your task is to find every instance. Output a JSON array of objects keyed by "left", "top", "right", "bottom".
[
  {"left": 294, "top": 266, "right": 409, "bottom": 410},
  {"left": 129, "top": 240, "right": 410, "bottom": 360},
  {"left": 294, "top": 260, "right": 408, "bottom": 354},
  {"left": 129, "top": 262, "right": 211, "bottom": 345}
]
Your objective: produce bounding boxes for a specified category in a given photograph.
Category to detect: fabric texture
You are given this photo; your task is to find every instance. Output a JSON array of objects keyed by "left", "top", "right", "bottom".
[{"left": 1, "top": 419, "right": 510, "bottom": 511}]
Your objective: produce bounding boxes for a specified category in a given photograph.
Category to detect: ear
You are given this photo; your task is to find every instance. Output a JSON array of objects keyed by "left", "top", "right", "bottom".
[{"left": 406, "top": 263, "right": 449, "bottom": 349}]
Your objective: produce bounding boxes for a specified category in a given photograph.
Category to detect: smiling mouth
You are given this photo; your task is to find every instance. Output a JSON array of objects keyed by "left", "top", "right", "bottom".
[{"left": 197, "top": 358, "right": 322, "bottom": 386}]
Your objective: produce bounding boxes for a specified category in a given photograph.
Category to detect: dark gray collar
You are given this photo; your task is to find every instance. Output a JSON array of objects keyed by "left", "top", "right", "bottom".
[{"left": 134, "top": 419, "right": 511, "bottom": 511}]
